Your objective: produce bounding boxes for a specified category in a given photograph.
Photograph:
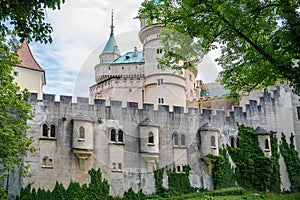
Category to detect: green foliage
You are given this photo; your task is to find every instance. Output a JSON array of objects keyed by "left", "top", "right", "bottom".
[
  {"left": 166, "top": 165, "right": 194, "bottom": 196},
  {"left": 88, "top": 168, "right": 110, "bottom": 199},
  {"left": 269, "top": 135, "right": 281, "bottom": 193},
  {"left": 212, "top": 148, "right": 236, "bottom": 189},
  {"left": 279, "top": 133, "right": 300, "bottom": 192},
  {"left": 227, "top": 124, "right": 280, "bottom": 192},
  {"left": 0, "top": 0, "right": 65, "bottom": 43},
  {"left": 139, "top": 0, "right": 300, "bottom": 97},
  {"left": 0, "top": 186, "right": 8, "bottom": 200},
  {"left": 154, "top": 167, "right": 166, "bottom": 195},
  {"left": 18, "top": 168, "right": 112, "bottom": 200},
  {"left": 123, "top": 188, "right": 146, "bottom": 200},
  {"left": 0, "top": 36, "right": 36, "bottom": 182}
]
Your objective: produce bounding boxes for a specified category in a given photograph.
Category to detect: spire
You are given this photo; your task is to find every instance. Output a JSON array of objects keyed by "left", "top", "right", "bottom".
[{"left": 110, "top": 10, "right": 114, "bottom": 36}]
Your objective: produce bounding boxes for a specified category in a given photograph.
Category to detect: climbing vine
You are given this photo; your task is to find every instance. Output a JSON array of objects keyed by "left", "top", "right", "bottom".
[
  {"left": 269, "top": 134, "right": 281, "bottom": 193},
  {"left": 226, "top": 124, "right": 280, "bottom": 192},
  {"left": 279, "top": 133, "right": 300, "bottom": 192},
  {"left": 212, "top": 148, "right": 235, "bottom": 189},
  {"left": 153, "top": 167, "right": 165, "bottom": 195}
]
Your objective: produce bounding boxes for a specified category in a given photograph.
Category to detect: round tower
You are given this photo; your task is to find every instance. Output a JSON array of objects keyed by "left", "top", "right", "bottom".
[{"left": 139, "top": 19, "right": 186, "bottom": 108}]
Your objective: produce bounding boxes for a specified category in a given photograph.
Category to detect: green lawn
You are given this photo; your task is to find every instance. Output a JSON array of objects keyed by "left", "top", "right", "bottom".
[{"left": 178, "top": 192, "right": 300, "bottom": 200}]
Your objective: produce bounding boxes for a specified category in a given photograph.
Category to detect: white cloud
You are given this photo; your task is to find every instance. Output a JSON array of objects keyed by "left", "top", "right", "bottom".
[{"left": 30, "top": 0, "right": 144, "bottom": 97}]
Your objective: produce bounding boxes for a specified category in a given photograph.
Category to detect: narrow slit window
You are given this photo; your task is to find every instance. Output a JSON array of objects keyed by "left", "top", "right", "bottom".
[
  {"left": 148, "top": 132, "right": 154, "bottom": 144},
  {"left": 50, "top": 125, "right": 56, "bottom": 138},
  {"left": 79, "top": 126, "right": 85, "bottom": 139}
]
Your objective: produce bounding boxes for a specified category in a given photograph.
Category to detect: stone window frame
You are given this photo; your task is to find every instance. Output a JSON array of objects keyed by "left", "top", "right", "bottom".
[
  {"left": 78, "top": 126, "right": 85, "bottom": 141},
  {"left": 109, "top": 128, "right": 125, "bottom": 144},
  {"left": 41, "top": 156, "right": 53, "bottom": 168},
  {"left": 156, "top": 48, "right": 163, "bottom": 54},
  {"left": 41, "top": 123, "right": 57, "bottom": 140},
  {"left": 157, "top": 79, "right": 164, "bottom": 86},
  {"left": 265, "top": 138, "right": 270, "bottom": 150},
  {"left": 112, "top": 162, "right": 123, "bottom": 172},
  {"left": 173, "top": 132, "right": 186, "bottom": 147},
  {"left": 176, "top": 165, "right": 186, "bottom": 173},
  {"left": 148, "top": 132, "right": 154, "bottom": 145},
  {"left": 210, "top": 135, "right": 216, "bottom": 148},
  {"left": 229, "top": 136, "right": 241, "bottom": 148}
]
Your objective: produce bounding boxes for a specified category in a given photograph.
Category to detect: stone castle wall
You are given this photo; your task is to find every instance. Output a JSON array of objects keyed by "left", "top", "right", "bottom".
[{"left": 19, "top": 85, "right": 299, "bottom": 196}]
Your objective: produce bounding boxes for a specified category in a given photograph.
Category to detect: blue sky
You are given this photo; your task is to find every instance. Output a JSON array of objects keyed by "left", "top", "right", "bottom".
[{"left": 29, "top": 0, "right": 221, "bottom": 98}]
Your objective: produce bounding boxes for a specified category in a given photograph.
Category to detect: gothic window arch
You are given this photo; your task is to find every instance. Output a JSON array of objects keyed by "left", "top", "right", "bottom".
[
  {"left": 230, "top": 137, "right": 235, "bottom": 147},
  {"left": 50, "top": 124, "right": 56, "bottom": 138},
  {"left": 265, "top": 138, "right": 269, "bottom": 150},
  {"left": 181, "top": 134, "right": 186, "bottom": 146},
  {"left": 148, "top": 132, "right": 154, "bottom": 144},
  {"left": 79, "top": 126, "right": 85, "bottom": 139},
  {"left": 110, "top": 129, "right": 116, "bottom": 142},
  {"left": 118, "top": 130, "right": 123, "bottom": 142},
  {"left": 211, "top": 135, "right": 216, "bottom": 147},
  {"left": 173, "top": 132, "right": 179, "bottom": 145},
  {"left": 42, "top": 124, "right": 48, "bottom": 137}
]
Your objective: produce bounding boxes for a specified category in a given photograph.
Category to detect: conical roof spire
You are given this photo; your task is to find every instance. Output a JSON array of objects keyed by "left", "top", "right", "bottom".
[
  {"left": 110, "top": 10, "right": 114, "bottom": 36},
  {"left": 101, "top": 10, "right": 120, "bottom": 56}
]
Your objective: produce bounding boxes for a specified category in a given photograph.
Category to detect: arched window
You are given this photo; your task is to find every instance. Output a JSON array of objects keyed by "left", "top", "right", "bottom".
[
  {"left": 42, "top": 124, "right": 48, "bottom": 137},
  {"left": 118, "top": 130, "right": 123, "bottom": 142},
  {"left": 174, "top": 133, "right": 179, "bottom": 145},
  {"left": 148, "top": 132, "right": 154, "bottom": 144},
  {"left": 50, "top": 124, "right": 56, "bottom": 138},
  {"left": 211, "top": 135, "right": 216, "bottom": 147},
  {"left": 110, "top": 129, "right": 116, "bottom": 142},
  {"left": 265, "top": 139, "right": 269, "bottom": 149},
  {"left": 230, "top": 137, "right": 235, "bottom": 147},
  {"left": 236, "top": 137, "right": 240, "bottom": 148},
  {"left": 181, "top": 134, "right": 186, "bottom": 146},
  {"left": 79, "top": 126, "right": 85, "bottom": 139}
]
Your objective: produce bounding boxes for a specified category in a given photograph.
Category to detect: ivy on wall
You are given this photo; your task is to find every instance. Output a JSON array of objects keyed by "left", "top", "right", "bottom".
[
  {"left": 279, "top": 133, "right": 300, "bottom": 192},
  {"left": 212, "top": 148, "right": 235, "bottom": 189},
  {"left": 167, "top": 165, "right": 192, "bottom": 195},
  {"left": 225, "top": 124, "right": 280, "bottom": 192}
]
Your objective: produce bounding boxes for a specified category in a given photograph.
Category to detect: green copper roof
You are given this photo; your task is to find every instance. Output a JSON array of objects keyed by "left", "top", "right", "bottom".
[
  {"left": 102, "top": 34, "right": 120, "bottom": 55},
  {"left": 112, "top": 51, "right": 144, "bottom": 64}
]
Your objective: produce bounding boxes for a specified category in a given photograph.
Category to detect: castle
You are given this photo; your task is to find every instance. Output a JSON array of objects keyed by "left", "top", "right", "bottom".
[{"left": 5, "top": 10, "right": 300, "bottom": 198}]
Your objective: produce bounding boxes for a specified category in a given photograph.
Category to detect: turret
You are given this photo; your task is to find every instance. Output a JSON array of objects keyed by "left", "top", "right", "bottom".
[
  {"left": 255, "top": 126, "right": 273, "bottom": 157},
  {"left": 95, "top": 10, "right": 121, "bottom": 83}
]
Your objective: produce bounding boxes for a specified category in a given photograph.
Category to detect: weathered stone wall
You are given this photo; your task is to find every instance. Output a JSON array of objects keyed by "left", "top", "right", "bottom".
[{"left": 17, "top": 85, "right": 300, "bottom": 196}]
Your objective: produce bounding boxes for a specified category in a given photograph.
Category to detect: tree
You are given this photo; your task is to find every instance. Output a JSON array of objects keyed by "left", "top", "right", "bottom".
[
  {"left": 1, "top": 0, "right": 65, "bottom": 44},
  {"left": 0, "top": 0, "right": 65, "bottom": 183},
  {"left": 139, "top": 0, "right": 300, "bottom": 98}
]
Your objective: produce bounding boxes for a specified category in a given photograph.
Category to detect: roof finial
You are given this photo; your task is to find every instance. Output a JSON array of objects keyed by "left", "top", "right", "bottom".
[{"left": 110, "top": 9, "right": 114, "bottom": 36}]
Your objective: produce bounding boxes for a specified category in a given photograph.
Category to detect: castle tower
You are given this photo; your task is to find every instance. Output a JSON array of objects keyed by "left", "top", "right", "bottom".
[
  {"left": 94, "top": 10, "right": 121, "bottom": 83},
  {"left": 139, "top": 14, "right": 187, "bottom": 109},
  {"left": 14, "top": 40, "right": 46, "bottom": 100}
]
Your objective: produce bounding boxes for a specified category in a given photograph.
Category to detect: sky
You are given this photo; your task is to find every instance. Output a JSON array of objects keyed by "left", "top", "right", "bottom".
[{"left": 29, "top": 0, "right": 221, "bottom": 98}]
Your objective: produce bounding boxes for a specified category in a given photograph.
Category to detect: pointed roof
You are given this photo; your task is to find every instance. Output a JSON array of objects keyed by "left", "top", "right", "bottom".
[
  {"left": 139, "top": 118, "right": 159, "bottom": 127},
  {"left": 101, "top": 10, "right": 120, "bottom": 55},
  {"left": 17, "top": 40, "right": 44, "bottom": 72}
]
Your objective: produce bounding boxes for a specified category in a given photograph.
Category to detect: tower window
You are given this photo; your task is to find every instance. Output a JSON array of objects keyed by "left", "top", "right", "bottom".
[
  {"left": 79, "top": 126, "right": 85, "bottom": 139},
  {"left": 13, "top": 71, "right": 19, "bottom": 77},
  {"left": 148, "top": 132, "right": 154, "bottom": 144},
  {"left": 211, "top": 135, "right": 216, "bottom": 147},
  {"left": 265, "top": 139, "right": 270, "bottom": 150},
  {"left": 157, "top": 48, "right": 163, "bottom": 54},
  {"left": 157, "top": 64, "right": 163, "bottom": 70},
  {"left": 158, "top": 98, "right": 164, "bottom": 104},
  {"left": 236, "top": 137, "right": 240, "bottom": 147},
  {"left": 157, "top": 79, "right": 164, "bottom": 85}
]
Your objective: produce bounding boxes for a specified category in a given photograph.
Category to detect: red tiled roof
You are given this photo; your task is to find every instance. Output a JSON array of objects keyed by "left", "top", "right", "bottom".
[{"left": 17, "top": 40, "right": 44, "bottom": 72}]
